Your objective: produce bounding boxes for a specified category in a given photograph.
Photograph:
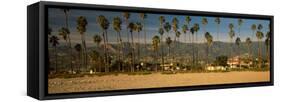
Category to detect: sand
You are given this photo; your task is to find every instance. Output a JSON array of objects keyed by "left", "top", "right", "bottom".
[{"left": 48, "top": 71, "right": 270, "bottom": 94}]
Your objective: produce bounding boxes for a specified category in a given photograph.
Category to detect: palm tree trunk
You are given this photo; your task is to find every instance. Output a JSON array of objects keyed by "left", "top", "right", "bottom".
[
  {"left": 137, "top": 31, "right": 140, "bottom": 67},
  {"left": 65, "top": 13, "right": 73, "bottom": 73},
  {"left": 160, "top": 35, "right": 164, "bottom": 71},
  {"left": 118, "top": 32, "right": 124, "bottom": 72},
  {"left": 258, "top": 39, "right": 262, "bottom": 69},
  {"left": 80, "top": 35, "right": 85, "bottom": 71},
  {"left": 54, "top": 46, "right": 58, "bottom": 73},
  {"left": 266, "top": 45, "right": 270, "bottom": 68},
  {"left": 143, "top": 20, "right": 147, "bottom": 50},
  {"left": 102, "top": 32, "right": 107, "bottom": 72},
  {"left": 116, "top": 32, "right": 121, "bottom": 72},
  {"left": 131, "top": 32, "right": 135, "bottom": 72},
  {"left": 192, "top": 34, "right": 194, "bottom": 69},
  {"left": 105, "top": 30, "right": 109, "bottom": 72}
]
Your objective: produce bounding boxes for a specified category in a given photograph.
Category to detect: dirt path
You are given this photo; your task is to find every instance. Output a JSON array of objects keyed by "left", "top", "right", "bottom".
[{"left": 48, "top": 71, "right": 270, "bottom": 94}]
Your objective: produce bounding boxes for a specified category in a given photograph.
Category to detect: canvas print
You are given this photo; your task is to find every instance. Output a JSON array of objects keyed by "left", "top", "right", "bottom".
[{"left": 47, "top": 8, "right": 271, "bottom": 94}]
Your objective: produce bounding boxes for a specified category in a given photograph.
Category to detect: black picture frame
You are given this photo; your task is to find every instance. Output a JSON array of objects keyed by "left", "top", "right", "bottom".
[{"left": 27, "top": 1, "right": 274, "bottom": 100}]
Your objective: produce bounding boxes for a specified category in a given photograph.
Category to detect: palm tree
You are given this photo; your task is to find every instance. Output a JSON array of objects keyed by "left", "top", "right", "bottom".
[
  {"left": 193, "top": 23, "right": 200, "bottom": 66},
  {"left": 164, "top": 22, "right": 171, "bottom": 65},
  {"left": 74, "top": 44, "right": 82, "bottom": 72},
  {"left": 128, "top": 22, "right": 136, "bottom": 72},
  {"left": 48, "top": 27, "right": 52, "bottom": 68},
  {"left": 172, "top": 17, "right": 179, "bottom": 62},
  {"left": 238, "top": 19, "right": 243, "bottom": 37},
  {"left": 185, "top": 16, "right": 192, "bottom": 43},
  {"left": 58, "top": 27, "right": 70, "bottom": 71},
  {"left": 50, "top": 35, "right": 59, "bottom": 73},
  {"left": 182, "top": 24, "right": 188, "bottom": 65},
  {"left": 228, "top": 23, "right": 235, "bottom": 67},
  {"left": 152, "top": 35, "right": 160, "bottom": 71},
  {"left": 201, "top": 17, "right": 208, "bottom": 36},
  {"left": 172, "top": 17, "right": 179, "bottom": 43},
  {"left": 97, "top": 15, "right": 110, "bottom": 72},
  {"left": 113, "top": 17, "right": 123, "bottom": 71},
  {"left": 251, "top": 24, "right": 257, "bottom": 67},
  {"left": 265, "top": 31, "right": 270, "bottom": 66},
  {"left": 140, "top": 13, "right": 147, "bottom": 49},
  {"left": 158, "top": 28, "right": 165, "bottom": 71},
  {"left": 204, "top": 32, "right": 213, "bottom": 66},
  {"left": 93, "top": 35, "right": 102, "bottom": 72},
  {"left": 135, "top": 22, "right": 143, "bottom": 69},
  {"left": 235, "top": 37, "right": 241, "bottom": 69},
  {"left": 246, "top": 37, "right": 252, "bottom": 68},
  {"left": 61, "top": 8, "right": 73, "bottom": 73},
  {"left": 123, "top": 12, "right": 130, "bottom": 46},
  {"left": 166, "top": 37, "right": 172, "bottom": 66},
  {"left": 256, "top": 24, "right": 264, "bottom": 69},
  {"left": 190, "top": 27, "right": 195, "bottom": 68},
  {"left": 215, "top": 17, "right": 221, "bottom": 41},
  {"left": 76, "top": 16, "right": 88, "bottom": 70}
]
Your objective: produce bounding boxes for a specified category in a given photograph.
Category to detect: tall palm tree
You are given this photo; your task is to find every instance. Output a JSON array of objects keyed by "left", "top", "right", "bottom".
[
  {"left": 245, "top": 37, "right": 252, "bottom": 68},
  {"left": 76, "top": 16, "right": 88, "bottom": 70},
  {"left": 235, "top": 37, "right": 241, "bottom": 69},
  {"left": 265, "top": 31, "right": 270, "bottom": 66},
  {"left": 123, "top": 12, "right": 130, "bottom": 45},
  {"left": 256, "top": 24, "right": 264, "bottom": 69},
  {"left": 97, "top": 15, "right": 110, "bottom": 72},
  {"left": 113, "top": 17, "right": 123, "bottom": 71},
  {"left": 135, "top": 22, "right": 143, "bottom": 68},
  {"left": 185, "top": 16, "right": 191, "bottom": 43},
  {"left": 158, "top": 28, "right": 165, "bottom": 71},
  {"left": 201, "top": 17, "right": 208, "bottom": 36},
  {"left": 159, "top": 16, "right": 166, "bottom": 71},
  {"left": 61, "top": 8, "right": 73, "bottom": 73},
  {"left": 50, "top": 35, "right": 59, "bottom": 73},
  {"left": 172, "top": 17, "right": 179, "bottom": 43},
  {"left": 140, "top": 13, "right": 147, "bottom": 49},
  {"left": 93, "top": 35, "right": 102, "bottom": 72},
  {"left": 48, "top": 27, "right": 52, "bottom": 68},
  {"left": 152, "top": 35, "right": 160, "bottom": 71},
  {"left": 166, "top": 37, "right": 172, "bottom": 68},
  {"left": 251, "top": 24, "right": 257, "bottom": 67},
  {"left": 193, "top": 23, "right": 200, "bottom": 66},
  {"left": 128, "top": 22, "right": 136, "bottom": 72},
  {"left": 238, "top": 19, "right": 243, "bottom": 37},
  {"left": 172, "top": 17, "right": 179, "bottom": 62},
  {"left": 58, "top": 27, "right": 70, "bottom": 71},
  {"left": 164, "top": 22, "right": 171, "bottom": 65},
  {"left": 204, "top": 32, "right": 213, "bottom": 66},
  {"left": 190, "top": 27, "right": 195, "bottom": 68},
  {"left": 182, "top": 24, "right": 188, "bottom": 64},
  {"left": 228, "top": 23, "right": 235, "bottom": 67},
  {"left": 215, "top": 17, "right": 221, "bottom": 41},
  {"left": 74, "top": 44, "right": 82, "bottom": 72}
]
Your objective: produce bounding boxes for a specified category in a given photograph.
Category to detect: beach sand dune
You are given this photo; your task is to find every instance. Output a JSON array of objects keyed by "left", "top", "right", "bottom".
[{"left": 48, "top": 71, "right": 270, "bottom": 94}]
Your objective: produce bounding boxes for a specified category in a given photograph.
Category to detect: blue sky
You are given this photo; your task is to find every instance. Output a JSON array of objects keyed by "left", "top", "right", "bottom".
[{"left": 48, "top": 8, "right": 270, "bottom": 46}]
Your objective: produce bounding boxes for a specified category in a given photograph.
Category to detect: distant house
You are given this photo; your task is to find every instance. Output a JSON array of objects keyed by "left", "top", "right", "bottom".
[
  {"left": 206, "top": 65, "right": 226, "bottom": 71},
  {"left": 227, "top": 55, "right": 252, "bottom": 68}
]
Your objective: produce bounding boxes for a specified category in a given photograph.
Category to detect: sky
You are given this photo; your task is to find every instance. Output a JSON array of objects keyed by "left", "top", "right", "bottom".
[{"left": 48, "top": 8, "right": 270, "bottom": 46}]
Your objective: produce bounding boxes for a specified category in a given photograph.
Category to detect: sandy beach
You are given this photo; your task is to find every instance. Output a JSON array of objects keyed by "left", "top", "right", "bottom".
[{"left": 48, "top": 71, "right": 270, "bottom": 94}]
